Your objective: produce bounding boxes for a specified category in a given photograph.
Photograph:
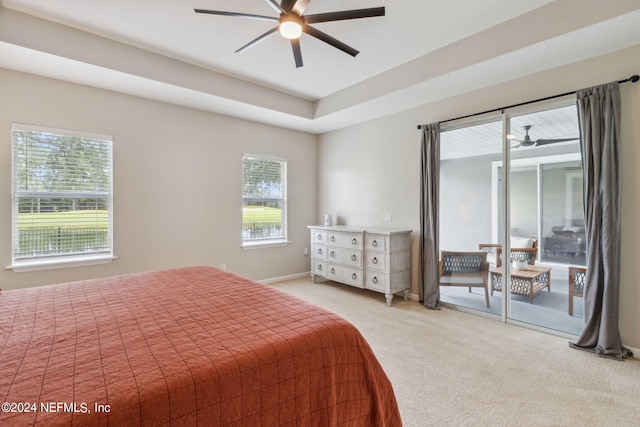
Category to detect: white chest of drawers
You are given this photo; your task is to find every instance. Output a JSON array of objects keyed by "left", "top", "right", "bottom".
[{"left": 308, "top": 225, "right": 412, "bottom": 306}]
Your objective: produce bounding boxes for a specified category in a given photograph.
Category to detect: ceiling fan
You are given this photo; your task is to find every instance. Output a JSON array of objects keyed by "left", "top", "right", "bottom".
[
  {"left": 194, "top": 0, "right": 385, "bottom": 68},
  {"left": 510, "top": 125, "right": 579, "bottom": 148}
]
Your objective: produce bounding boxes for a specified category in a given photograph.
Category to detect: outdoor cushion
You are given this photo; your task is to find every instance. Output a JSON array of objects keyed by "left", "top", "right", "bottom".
[
  {"left": 510, "top": 236, "right": 534, "bottom": 248},
  {"left": 439, "top": 276, "right": 485, "bottom": 285}
]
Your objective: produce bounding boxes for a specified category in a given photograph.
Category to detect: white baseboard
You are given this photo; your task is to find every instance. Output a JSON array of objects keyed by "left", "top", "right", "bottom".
[
  {"left": 259, "top": 271, "right": 310, "bottom": 284},
  {"left": 625, "top": 345, "right": 640, "bottom": 357}
]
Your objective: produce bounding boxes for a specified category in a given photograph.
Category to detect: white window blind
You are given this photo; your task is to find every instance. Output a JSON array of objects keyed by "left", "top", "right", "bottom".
[
  {"left": 242, "top": 154, "right": 287, "bottom": 243},
  {"left": 11, "top": 124, "right": 113, "bottom": 267}
]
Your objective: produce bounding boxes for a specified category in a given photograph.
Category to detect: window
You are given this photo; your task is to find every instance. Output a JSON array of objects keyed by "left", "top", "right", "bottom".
[
  {"left": 242, "top": 154, "right": 287, "bottom": 246},
  {"left": 11, "top": 124, "right": 113, "bottom": 271}
]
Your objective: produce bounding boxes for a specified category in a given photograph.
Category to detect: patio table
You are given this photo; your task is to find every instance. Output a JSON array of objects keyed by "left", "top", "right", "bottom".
[{"left": 489, "top": 265, "right": 551, "bottom": 303}]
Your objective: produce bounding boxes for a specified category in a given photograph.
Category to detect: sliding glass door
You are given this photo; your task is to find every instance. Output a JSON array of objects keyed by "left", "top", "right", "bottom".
[
  {"left": 439, "top": 101, "right": 586, "bottom": 335},
  {"left": 507, "top": 105, "right": 584, "bottom": 334}
]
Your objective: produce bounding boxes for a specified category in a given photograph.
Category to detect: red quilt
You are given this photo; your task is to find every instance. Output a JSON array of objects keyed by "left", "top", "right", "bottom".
[{"left": 0, "top": 266, "right": 401, "bottom": 426}]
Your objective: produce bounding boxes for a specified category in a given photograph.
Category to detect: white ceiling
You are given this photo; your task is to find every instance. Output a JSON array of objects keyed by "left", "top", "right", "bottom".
[{"left": 1, "top": 0, "right": 640, "bottom": 133}]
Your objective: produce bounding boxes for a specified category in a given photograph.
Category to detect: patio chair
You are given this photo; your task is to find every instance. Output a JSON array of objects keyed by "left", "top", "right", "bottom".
[
  {"left": 478, "top": 243, "right": 500, "bottom": 265},
  {"left": 495, "top": 246, "right": 537, "bottom": 267},
  {"left": 568, "top": 266, "right": 586, "bottom": 316},
  {"left": 438, "top": 251, "right": 490, "bottom": 307},
  {"left": 478, "top": 237, "right": 538, "bottom": 267},
  {"left": 478, "top": 240, "right": 538, "bottom": 267}
]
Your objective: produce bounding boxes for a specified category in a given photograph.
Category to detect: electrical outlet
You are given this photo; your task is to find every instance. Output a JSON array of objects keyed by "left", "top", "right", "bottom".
[
  {"left": 382, "top": 213, "right": 393, "bottom": 222},
  {"left": 303, "top": 247, "right": 309, "bottom": 256},
  {"left": 220, "top": 264, "right": 226, "bottom": 271}
]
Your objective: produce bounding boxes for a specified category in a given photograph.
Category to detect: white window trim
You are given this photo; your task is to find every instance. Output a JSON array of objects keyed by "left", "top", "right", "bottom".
[
  {"left": 241, "top": 240, "right": 290, "bottom": 250},
  {"left": 7, "top": 255, "right": 118, "bottom": 273}
]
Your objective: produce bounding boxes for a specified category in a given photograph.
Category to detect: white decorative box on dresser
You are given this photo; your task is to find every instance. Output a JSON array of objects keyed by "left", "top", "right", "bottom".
[{"left": 308, "top": 225, "right": 412, "bottom": 306}]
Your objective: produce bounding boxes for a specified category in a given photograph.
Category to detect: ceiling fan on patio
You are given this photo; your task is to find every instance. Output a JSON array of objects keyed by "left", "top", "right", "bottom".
[
  {"left": 194, "top": 0, "right": 385, "bottom": 68},
  {"left": 510, "top": 125, "right": 579, "bottom": 148}
]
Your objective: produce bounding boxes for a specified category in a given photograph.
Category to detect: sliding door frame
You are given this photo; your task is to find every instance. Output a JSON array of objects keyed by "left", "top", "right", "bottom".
[{"left": 440, "top": 96, "right": 580, "bottom": 335}]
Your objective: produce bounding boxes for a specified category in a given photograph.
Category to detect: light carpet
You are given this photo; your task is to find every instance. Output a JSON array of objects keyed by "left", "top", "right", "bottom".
[{"left": 269, "top": 278, "right": 640, "bottom": 427}]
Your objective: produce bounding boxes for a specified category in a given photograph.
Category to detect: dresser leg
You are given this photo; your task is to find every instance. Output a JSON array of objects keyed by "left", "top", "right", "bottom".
[
  {"left": 311, "top": 274, "right": 316, "bottom": 284},
  {"left": 385, "top": 294, "right": 393, "bottom": 307},
  {"left": 403, "top": 289, "right": 409, "bottom": 301}
]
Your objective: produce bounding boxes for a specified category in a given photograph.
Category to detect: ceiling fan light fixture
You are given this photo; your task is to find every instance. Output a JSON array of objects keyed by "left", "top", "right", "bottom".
[
  {"left": 194, "top": 3, "right": 386, "bottom": 67},
  {"left": 279, "top": 21, "right": 302, "bottom": 39}
]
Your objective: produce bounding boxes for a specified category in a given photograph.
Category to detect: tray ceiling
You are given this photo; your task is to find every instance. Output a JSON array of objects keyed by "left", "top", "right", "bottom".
[{"left": 1, "top": 0, "right": 640, "bottom": 133}]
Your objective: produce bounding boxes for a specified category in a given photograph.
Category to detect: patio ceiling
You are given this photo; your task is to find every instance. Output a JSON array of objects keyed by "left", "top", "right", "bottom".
[{"left": 441, "top": 105, "right": 579, "bottom": 160}]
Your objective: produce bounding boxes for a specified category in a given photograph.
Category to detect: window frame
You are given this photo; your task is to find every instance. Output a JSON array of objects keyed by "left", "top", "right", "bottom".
[
  {"left": 241, "top": 153, "right": 289, "bottom": 249},
  {"left": 9, "top": 123, "right": 115, "bottom": 272}
]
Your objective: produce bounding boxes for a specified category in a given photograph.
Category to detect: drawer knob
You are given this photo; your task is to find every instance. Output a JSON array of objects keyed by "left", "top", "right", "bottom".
[
  {"left": 351, "top": 254, "right": 357, "bottom": 261},
  {"left": 331, "top": 268, "right": 335, "bottom": 274},
  {"left": 318, "top": 234, "right": 323, "bottom": 240},
  {"left": 372, "top": 257, "right": 378, "bottom": 264},
  {"left": 317, "top": 248, "right": 323, "bottom": 254},
  {"left": 330, "top": 236, "right": 335, "bottom": 242},
  {"left": 317, "top": 264, "right": 322, "bottom": 271},
  {"left": 372, "top": 240, "right": 378, "bottom": 247},
  {"left": 352, "top": 273, "right": 357, "bottom": 280},
  {"left": 352, "top": 238, "right": 357, "bottom": 245},
  {"left": 373, "top": 276, "right": 378, "bottom": 284},
  {"left": 330, "top": 251, "right": 335, "bottom": 257}
]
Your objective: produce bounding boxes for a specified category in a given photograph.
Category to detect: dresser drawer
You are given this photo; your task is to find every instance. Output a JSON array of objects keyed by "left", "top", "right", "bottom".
[
  {"left": 311, "top": 244, "right": 327, "bottom": 260},
  {"left": 328, "top": 264, "right": 363, "bottom": 288},
  {"left": 364, "top": 271, "right": 388, "bottom": 292},
  {"left": 328, "top": 231, "right": 363, "bottom": 249},
  {"left": 310, "top": 229, "right": 327, "bottom": 244},
  {"left": 365, "top": 234, "right": 388, "bottom": 251},
  {"left": 369, "top": 270, "right": 410, "bottom": 294},
  {"left": 328, "top": 247, "right": 362, "bottom": 268},
  {"left": 364, "top": 251, "right": 388, "bottom": 271},
  {"left": 368, "top": 250, "right": 411, "bottom": 273},
  {"left": 312, "top": 260, "right": 327, "bottom": 276}
]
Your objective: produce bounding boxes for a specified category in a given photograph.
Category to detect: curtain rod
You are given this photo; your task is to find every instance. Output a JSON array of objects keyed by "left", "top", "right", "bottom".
[{"left": 417, "top": 74, "right": 639, "bottom": 129}]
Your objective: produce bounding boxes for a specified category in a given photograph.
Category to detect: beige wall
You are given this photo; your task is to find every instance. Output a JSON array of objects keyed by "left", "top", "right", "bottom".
[
  {"left": 318, "top": 45, "right": 640, "bottom": 350},
  {"left": 0, "top": 68, "right": 317, "bottom": 289}
]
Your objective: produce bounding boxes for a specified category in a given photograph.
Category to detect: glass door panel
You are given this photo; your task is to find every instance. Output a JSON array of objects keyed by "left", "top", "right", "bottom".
[
  {"left": 439, "top": 119, "right": 502, "bottom": 316},
  {"left": 508, "top": 105, "right": 585, "bottom": 335}
]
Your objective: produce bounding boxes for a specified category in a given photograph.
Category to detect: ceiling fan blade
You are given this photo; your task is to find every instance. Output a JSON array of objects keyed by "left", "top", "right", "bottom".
[
  {"left": 264, "top": 0, "right": 285, "bottom": 14},
  {"left": 291, "top": 39, "right": 303, "bottom": 68},
  {"left": 194, "top": 9, "right": 278, "bottom": 22},
  {"left": 235, "top": 27, "right": 279, "bottom": 53},
  {"left": 303, "top": 25, "right": 359, "bottom": 57},
  {"left": 292, "top": 0, "right": 312, "bottom": 15},
  {"left": 535, "top": 138, "right": 579, "bottom": 146},
  {"left": 305, "top": 7, "right": 385, "bottom": 24},
  {"left": 280, "top": 0, "right": 298, "bottom": 13}
]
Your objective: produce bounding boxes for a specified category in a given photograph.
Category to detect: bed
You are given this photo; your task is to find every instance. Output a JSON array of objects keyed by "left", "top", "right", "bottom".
[{"left": 0, "top": 266, "right": 401, "bottom": 426}]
